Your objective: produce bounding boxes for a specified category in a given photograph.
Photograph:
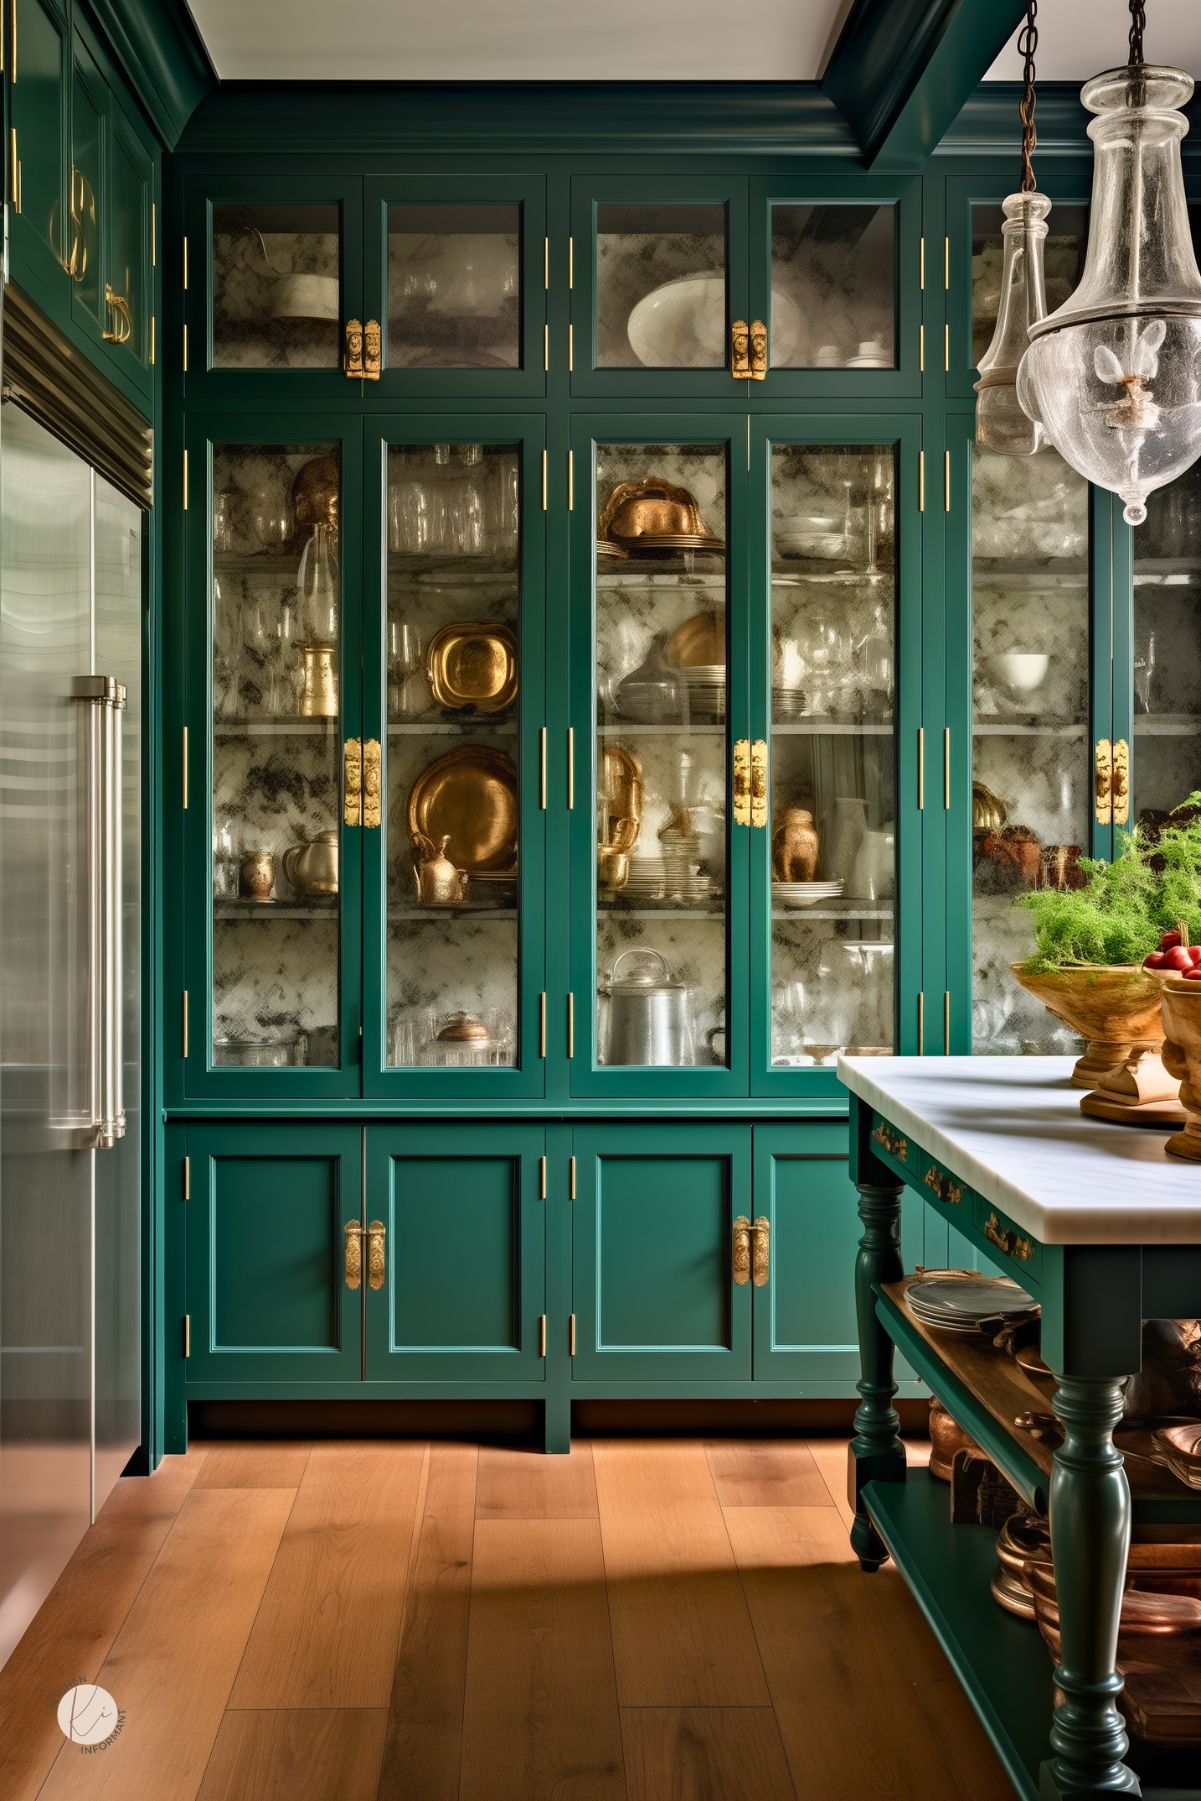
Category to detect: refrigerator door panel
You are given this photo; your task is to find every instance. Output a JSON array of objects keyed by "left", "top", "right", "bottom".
[
  {"left": 93, "top": 474, "right": 142, "bottom": 1508},
  {"left": 0, "top": 405, "right": 94, "bottom": 1666}
]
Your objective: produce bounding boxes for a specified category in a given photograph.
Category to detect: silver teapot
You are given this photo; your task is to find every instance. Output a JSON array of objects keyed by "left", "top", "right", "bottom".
[{"left": 599, "top": 948, "right": 695, "bottom": 1067}]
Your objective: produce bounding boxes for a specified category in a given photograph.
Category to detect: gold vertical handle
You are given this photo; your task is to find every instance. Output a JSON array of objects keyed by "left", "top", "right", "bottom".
[
  {"left": 343, "top": 737, "right": 362, "bottom": 827},
  {"left": 751, "top": 1216, "right": 770, "bottom": 1287},
  {"left": 363, "top": 319, "right": 381, "bottom": 380},
  {"left": 344, "top": 1220, "right": 363, "bottom": 1290},
  {"left": 732, "top": 739, "right": 751, "bottom": 826},
  {"left": 749, "top": 319, "right": 767, "bottom": 380},
  {"left": 917, "top": 990, "right": 925, "bottom": 1055},
  {"left": 539, "top": 726, "right": 547, "bottom": 810},
  {"left": 730, "top": 319, "right": 751, "bottom": 380},
  {"left": 917, "top": 727, "right": 925, "bottom": 811},
  {"left": 362, "top": 739, "right": 381, "bottom": 828},
  {"left": 1095, "top": 738, "right": 1113, "bottom": 826},
  {"left": 567, "top": 727, "right": 574, "bottom": 810},
  {"left": 344, "top": 319, "right": 364, "bottom": 378},
  {"left": 943, "top": 727, "right": 950, "bottom": 810},
  {"left": 367, "top": 1219, "right": 386, "bottom": 1290},
  {"left": 1112, "top": 739, "right": 1130, "bottom": 826},
  {"left": 750, "top": 739, "right": 768, "bottom": 828},
  {"left": 539, "top": 1314, "right": 547, "bottom": 1357},
  {"left": 732, "top": 1215, "right": 751, "bottom": 1286},
  {"left": 569, "top": 1313, "right": 576, "bottom": 1356}
]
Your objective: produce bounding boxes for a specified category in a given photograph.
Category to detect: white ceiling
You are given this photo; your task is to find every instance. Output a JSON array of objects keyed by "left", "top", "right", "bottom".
[
  {"left": 986, "top": 0, "right": 1201, "bottom": 81},
  {"left": 187, "top": 0, "right": 851, "bottom": 82}
]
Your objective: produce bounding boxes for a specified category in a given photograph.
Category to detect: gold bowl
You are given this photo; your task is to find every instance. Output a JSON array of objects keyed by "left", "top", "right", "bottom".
[
  {"left": 1009, "top": 962, "right": 1166, "bottom": 1088},
  {"left": 1160, "top": 979, "right": 1201, "bottom": 1161},
  {"left": 598, "top": 477, "right": 721, "bottom": 548}
]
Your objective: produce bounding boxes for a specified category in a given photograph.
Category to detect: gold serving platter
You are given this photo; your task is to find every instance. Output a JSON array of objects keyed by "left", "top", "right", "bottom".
[
  {"left": 426, "top": 621, "right": 518, "bottom": 712},
  {"left": 664, "top": 611, "right": 726, "bottom": 669},
  {"left": 406, "top": 745, "right": 518, "bottom": 874}
]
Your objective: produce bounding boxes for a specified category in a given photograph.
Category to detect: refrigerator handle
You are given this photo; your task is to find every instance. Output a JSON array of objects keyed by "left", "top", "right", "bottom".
[{"left": 72, "top": 676, "right": 127, "bottom": 1149}]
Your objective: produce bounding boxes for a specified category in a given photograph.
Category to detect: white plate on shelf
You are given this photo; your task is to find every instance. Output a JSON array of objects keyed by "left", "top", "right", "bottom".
[{"left": 626, "top": 275, "right": 805, "bottom": 368}]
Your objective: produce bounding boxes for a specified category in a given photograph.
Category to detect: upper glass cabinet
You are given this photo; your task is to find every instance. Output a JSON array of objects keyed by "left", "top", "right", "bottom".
[
  {"left": 766, "top": 203, "right": 896, "bottom": 372},
  {"left": 211, "top": 203, "right": 344, "bottom": 370},
  {"left": 1129, "top": 460, "right": 1201, "bottom": 823}
]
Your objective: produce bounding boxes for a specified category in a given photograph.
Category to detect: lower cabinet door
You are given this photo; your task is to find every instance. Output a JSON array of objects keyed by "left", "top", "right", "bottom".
[
  {"left": 752, "top": 1124, "right": 923, "bottom": 1384},
  {"left": 572, "top": 1124, "right": 753, "bottom": 1381},
  {"left": 185, "top": 1123, "right": 363, "bottom": 1384},
  {"left": 364, "top": 1123, "right": 546, "bottom": 1381}
]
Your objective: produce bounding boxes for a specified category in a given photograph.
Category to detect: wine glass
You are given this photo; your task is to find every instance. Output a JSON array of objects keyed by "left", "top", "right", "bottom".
[
  {"left": 251, "top": 487, "right": 292, "bottom": 556},
  {"left": 389, "top": 619, "right": 424, "bottom": 717}
]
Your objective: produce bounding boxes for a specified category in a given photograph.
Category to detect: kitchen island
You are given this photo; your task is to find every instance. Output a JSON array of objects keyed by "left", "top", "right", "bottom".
[{"left": 838, "top": 1055, "right": 1201, "bottom": 1801}]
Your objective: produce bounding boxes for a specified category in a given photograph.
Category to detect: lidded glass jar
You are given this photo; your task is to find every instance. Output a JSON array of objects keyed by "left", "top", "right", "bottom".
[
  {"left": 975, "top": 192, "right": 1052, "bottom": 457},
  {"left": 1017, "top": 65, "right": 1201, "bottom": 523}
]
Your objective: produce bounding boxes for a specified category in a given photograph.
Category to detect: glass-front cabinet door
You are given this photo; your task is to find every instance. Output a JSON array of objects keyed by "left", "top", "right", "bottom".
[
  {"left": 1125, "top": 461, "right": 1201, "bottom": 822},
  {"left": 183, "top": 175, "right": 362, "bottom": 398},
  {"left": 749, "top": 420, "right": 923, "bottom": 1094},
  {"left": 944, "top": 412, "right": 1112, "bottom": 1055},
  {"left": 569, "top": 418, "right": 749, "bottom": 1095},
  {"left": 570, "top": 179, "right": 749, "bottom": 397},
  {"left": 750, "top": 175, "right": 921, "bottom": 398},
  {"left": 363, "top": 177, "right": 546, "bottom": 395},
  {"left": 181, "top": 418, "right": 364, "bottom": 1096},
  {"left": 362, "top": 421, "right": 546, "bottom": 1098}
]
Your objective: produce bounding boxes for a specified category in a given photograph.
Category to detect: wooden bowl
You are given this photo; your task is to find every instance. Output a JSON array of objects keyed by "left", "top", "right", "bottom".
[
  {"left": 1009, "top": 963, "right": 1165, "bottom": 1088},
  {"left": 1160, "top": 979, "right": 1201, "bottom": 1161}
]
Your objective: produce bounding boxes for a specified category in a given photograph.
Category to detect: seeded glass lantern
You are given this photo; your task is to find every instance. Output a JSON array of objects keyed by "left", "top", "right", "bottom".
[
  {"left": 976, "top": 192, "right": 1053, "bottom": 455},
  {"left": 1018, "top": 61, "right": 1201, "bottom": 523}
]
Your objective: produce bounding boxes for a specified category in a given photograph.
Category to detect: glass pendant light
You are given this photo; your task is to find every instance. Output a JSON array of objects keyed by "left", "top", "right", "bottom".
[
  {"left": 975, "top": 0, "right": 1051, "bottom": 457},
  {"left": 1017, "top": 0, "right": 1201, "bottom": 522}
]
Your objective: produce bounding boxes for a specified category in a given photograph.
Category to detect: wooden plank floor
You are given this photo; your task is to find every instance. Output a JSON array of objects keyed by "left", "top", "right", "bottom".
[{"left": 0, "top": 1436, "right": 1013, "bottom": 1801}]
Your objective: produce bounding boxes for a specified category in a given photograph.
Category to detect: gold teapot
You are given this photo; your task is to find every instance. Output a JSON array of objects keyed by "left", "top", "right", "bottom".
[
  {"left": 412, "top": 832, "right": 468, "bottom": 906},
  {"left": 282, "top": 830, "right": 339, "bottom": 896}
]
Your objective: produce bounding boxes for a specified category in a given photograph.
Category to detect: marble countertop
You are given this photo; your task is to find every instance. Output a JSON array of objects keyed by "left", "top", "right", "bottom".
[{"left": 837, "top": 1055, "right": 1201, "bottom": 1246}]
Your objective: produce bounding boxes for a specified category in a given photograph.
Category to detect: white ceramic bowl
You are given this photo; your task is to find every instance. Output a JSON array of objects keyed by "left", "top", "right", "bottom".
[
  {"left": 627, "top": 275, "right": 804, "bottom": 368},
  {"left": 990, "top": 651, "right": 1049, "bottom": 695}
]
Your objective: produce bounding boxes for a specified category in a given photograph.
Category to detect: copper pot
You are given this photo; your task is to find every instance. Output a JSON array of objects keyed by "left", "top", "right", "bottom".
[
  {"left": 928, "top": 1397, "right": 979, "bottom": 1482},
  {"left": 598, "top": 477, "right": 719, "bottom": 546},
  {"left": 991, "top": 1512, "right": 1053, "bottom": 1619}
]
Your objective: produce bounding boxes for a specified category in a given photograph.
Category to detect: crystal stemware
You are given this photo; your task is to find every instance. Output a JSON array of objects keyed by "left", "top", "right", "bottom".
[{"left": 389, "top": 619, "right": 424, "bottom": 717}]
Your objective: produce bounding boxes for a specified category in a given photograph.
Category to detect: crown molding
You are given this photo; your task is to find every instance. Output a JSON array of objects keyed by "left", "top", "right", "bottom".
[{"left": 83, "top": 0, "right": 216, "bottom": 147}]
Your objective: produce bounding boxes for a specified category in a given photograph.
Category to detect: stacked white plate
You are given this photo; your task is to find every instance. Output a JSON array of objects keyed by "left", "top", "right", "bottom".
[
  {"left": 680, "top": 666, "right": 726, "bottom": 721},
  {"left": 622, "top": 857, "right": 669, "bottom": 901},
  {"left": 772, "top": 879, "right": 844, "bottom": 909},
  {"left": 907, "top": 1274, "right": 1037, "bottom": 1333}
]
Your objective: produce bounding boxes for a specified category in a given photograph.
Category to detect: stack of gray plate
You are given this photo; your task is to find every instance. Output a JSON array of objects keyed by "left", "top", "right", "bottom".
[{"left": 907, "top": 1273, "right": 1036, "bottom": 1333}]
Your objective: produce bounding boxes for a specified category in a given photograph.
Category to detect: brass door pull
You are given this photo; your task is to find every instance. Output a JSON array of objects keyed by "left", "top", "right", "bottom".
[
  {"left": 983, "top": 1210, "right": 1032, "bottom": 1263},
  {"left": 750, "top": 1215, "right": 770, "bottom": 1286},
  {"left": 750, "top": 739, "right": 768, "bottom": 828},
  {"left": 1095, "top": 738, "right": 1113, "bottom": 826},
  {"left": 1112, "top": 738, "right": 1130, "bottom": 825},
  {"left": 749, "top": 319, "right": 767, "bottom": 380},
  {"left": 362, "top": 739, "right": 382, "bottom": 828},
  {"left": 732, "top": 1215, "right": 751, "bottom": 1285},
  {"left": 367, "top": 1219, "right": 386, "bottom": 1290},
  {"left": 732, "top": 739, "right": 751, "bottom": 826},
  {"left": 102, "top": 284, "right": 133, "bottom": 344},
  {"left": 730, "top": 319, "right": 751, "bottom": 380},
  {"left": 363, "top": 319, "right": 381, "bottom": 380},
  {"left": 344, "top": 1219, "right": 363, "bottom": 1289},
  {"left": 344, "top": 737, "right": 362, "bottom": 826},
  {"left": 344, "top": 318, "right": 365, "bottom": 378}
]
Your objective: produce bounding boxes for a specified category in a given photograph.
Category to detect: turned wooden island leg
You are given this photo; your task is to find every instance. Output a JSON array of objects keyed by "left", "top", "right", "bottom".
[
  {"left": 1041, "top": 1374, "right": 1140, "bottom": 1799},
  {"left": 848, "top": 1176, "right": 907, "bottom": 1571}
]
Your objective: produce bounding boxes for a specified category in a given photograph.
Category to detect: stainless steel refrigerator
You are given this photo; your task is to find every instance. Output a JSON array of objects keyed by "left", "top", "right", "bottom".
[{"left": 0, "top": 399, "right": 142, "bottom": 1669}]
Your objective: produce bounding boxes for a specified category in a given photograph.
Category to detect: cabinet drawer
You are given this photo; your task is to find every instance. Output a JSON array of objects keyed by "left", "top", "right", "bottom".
[
  {"left": 868, "top": 1113, "right": 918, "bottom": 1184},
  {"left": 973, "top": 1196, "right": 1042, "bottom": 1285},
  {"left": 919, "top": 1156, "right": 967, "bottom": 1226}
]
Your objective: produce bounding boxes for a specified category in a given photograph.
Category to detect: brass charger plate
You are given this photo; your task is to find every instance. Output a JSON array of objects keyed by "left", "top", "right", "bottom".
[
  {"left": 426, "top": 621, "right": 518, "bottom": 712},
  {"left": 664, "top": 612, "right": 726, "bottom": 669},
  {"left": 620, "top": 532, "right": 726, "bottom": 555},
  {"left": 406, "top": 745, "right": 518, "bottom": 874},
  {"left": 603, "top": 744, "right": 643, "bottom": 851}
]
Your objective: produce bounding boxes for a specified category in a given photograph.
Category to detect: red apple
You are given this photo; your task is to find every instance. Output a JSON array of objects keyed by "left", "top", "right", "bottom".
[
  {"left": 1144, "top": 950, "right": 1167, "bottom": 968},
  {"left": 1164, "top": 946, "right": 1193, "bottom": 972},
  {"left": 1183, "top": 966, "right": 1201, "bottom": 981},
  {"left": 1161, "top": 929, "right": 1183, "bottom": 950}
]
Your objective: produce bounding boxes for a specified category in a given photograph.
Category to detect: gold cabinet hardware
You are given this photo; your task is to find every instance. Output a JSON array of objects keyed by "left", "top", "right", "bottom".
[
  {"left": 919, "top": 235, "right": 925, "bottom": 290},
  {"left": 182, "top": 990, "right": 188, "bottom": 1059},
  {"left": 732, "top": 739, "right": 751, "bottom": 826},
  {"left": 569, "top": 1313, "right": 577, "bottom": 1356},
  {"left": 539, "top": 1314, "right": 547, "bottom": 1357},
  {"left": 182, "top": 234, "right": 189, "bottom": 289},
  {"left": 363, "top": 739, "right": 381, "bottom": 827},
  {"left": 749, "top": 319, "right": 767, "bottom": 380},
  {"left": 183, "top": 1315, "right": 190, "bottom": 1358},
  {"left": 63, "top": 167, "right": 95, "bottom": 283},
  {"left": 944, "top": 323, "right": 950, "bottom": 373},
  {"left": 917, "top": 989, "right": 925, "bottom": 1055},
  {"left": 151, "top": 201, "right": 156, "bottom": 267},
  {"left": 918, "top": 449, "right": 925, "bottom": 513},
  {"left": 343, "top": 737, "right": 363, "bottom": 827},
  {"left": 871, "top": 1120, "right": 908, "bottom": 1162},
  {"left": 182, "top": 725, "right": 189, "bottom": 807},
  {"left": 344, "top": 318, "right": 365, "bottom": 378},
  {"left": 539, "top": 991, "right": 546, "bottom": 1059},
  {"left": 751, "top": 1215, "right": 770, "bottom": 1287},
  {"left": 732, "top": 1215, "right": 752, "bottom": 1285},
  {"left": 567, "top": 991, "right": 575, "bottom": 1059},
  {"left": 730, "top": 318, "right": 751, "bottom": 380},
  {"left": 539, "top": 727, "right": 547, "bottom": 809},
  {"left": 1112, "top": 738, "right": 1130, "bottom": 825},
  {"left": 943, "top": 448, "right": 951, "bottom": 512},
  {"left": 568, "top": 323, "right": 574, "bottom": 372},
  {"left": 541, "top": 448, "right": 548, "bottom": 512},
  {"left": 367, "top": 1219, "right": 386, "bottom": 1290},
  {"left": 1094, "top": 738, "right": 1113, "bottom": 826},
  {"left": 182, "top": 323, "right": 188, "bottom": 371},
  {"left": 9, "top": 128, "right": 20, "bottom": 210},
  {"left": 944, "top": 989, "right": 951, "bottom": 1054},
  {"left": 182, "top": 449, "right": 188, "bottom": 512},
  {"left": 183, "top": 1156, "right": 190, "bottom": 1200},
  {"left": 543, "top": 235, "right": 549, "bottom": 289},
  {"left": 363, "top": 319, "right": 381, "bottom": 380},
  {"left": 983, "top": 1210, "right": 1033, "bottom": 1263},
  {"left": 943, "top": 727, "right": 951, "bottom": 809},
  {"left": 539, "top": 1156, "right": 546, "bottom": 1199},
  {"left": 917, "top": 726, "right": 924, "bottom": 811},
  {"left": 568, "top": 236, "right": 574, "bottom": 288},
  {"left": 569, "top": 1155, "right": 576, "bottom": 1200},
  {"left": 567, "top": 727, "right": 575, "bottom": 810},
  {"left": 150, "top": 316, "right": 156, "bottom": 366},
  {"left": 923, "top": 1164, "right": 962, "bottom": 1205},
  {"left": 919, "top": 324, "right": 924, "bottom": 373},
  {"left": 543, "top": 322, "right": 549, "bottom": 371},
  {"left": 944, "top": 235, "right": 950, "bottom": 289},
  {"left": 749, "top": 739, "right": 768, "bottom": 828},
  {"left": 343, "top": 1219, "right": 363, "bottom": 1289},
  {"left": 568, "top": 449, "right": 574, "bottom": 512}
]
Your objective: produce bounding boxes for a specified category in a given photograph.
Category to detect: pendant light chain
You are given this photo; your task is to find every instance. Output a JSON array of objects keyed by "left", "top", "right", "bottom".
[
  {"left": 1128, "top": 0, "right": 1146, "bottom": 67},
  {"left": 1018, "top": 0, "right": 1039, "bottom": 193}
]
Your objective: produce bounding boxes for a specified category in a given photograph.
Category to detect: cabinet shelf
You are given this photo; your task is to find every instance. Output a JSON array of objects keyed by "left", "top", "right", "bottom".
[
  {"left": 772, "top": 720, "right": 892, "bottom": 737},
  {"left": 1132, "top": 714, "right": 1201, "bottom": 737},
  {"left": 599, "top": 902, "right": 724, "bottom": 919},
  {"left": 974, "top": 720, "right": 1088, "bottom": 738},
  {"left": 388, "top": 905, "right": 517, "bottom": 922},
  {"left": 388, "top": 718, "right": 517, "bottom": 735},
  {"left": 598, "top": 722, "right": 724, "bottom": 738},
  {"left": 215, "top": 899, "right": 338, "bottom": 920},
  {"left": 772, "top": 906, "right": 892, "bottom": 922},
  {"left": 213, "top": 717, "right": 337, "bottom": 737}
]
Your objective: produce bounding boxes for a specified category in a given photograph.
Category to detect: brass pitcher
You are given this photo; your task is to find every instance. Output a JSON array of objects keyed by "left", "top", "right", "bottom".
[
  {"left": 299, "top": 643, "right": 338, "bottom": 718},
  {"left": 412, "top": 832, "right": 468, "bottom": 906},
  {"left": 282, "top": 830, "right": 339, "bottom": 896}
]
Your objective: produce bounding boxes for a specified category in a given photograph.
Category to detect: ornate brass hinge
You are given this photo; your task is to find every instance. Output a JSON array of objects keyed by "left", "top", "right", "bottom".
[
  {"left": 362, "top": 739, "right": 382, "bottom": 828},
  {"left": 1095, "top": 738, "right": 1113, "bottom": 826},
  {"left": 750, "top": 739, "right": 768, "bottom": 829},
  {"left": 730, "top": 319, "right": 751, "bottom": 380},
  {"left": 1112, "top": 738, "right": 1130, "bottom": 826},
  {"left": 363, "top": 318, "right": 381, "bottom": 380},
  {"left": 749, "top": 319, "right": 767, "bottom": 381},
  {"left": 732, "top": 739, "right": 751, "bottom": 826},
  {"left": 344, "top": 318, "right": 365, "bottom": 378},
  {"left": 343, "top": 737, "right": 362, "bottom": 826}
]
